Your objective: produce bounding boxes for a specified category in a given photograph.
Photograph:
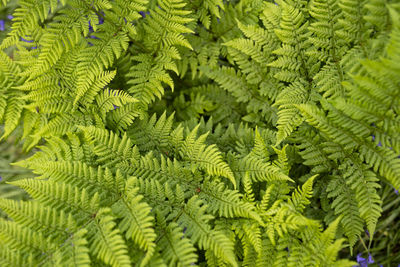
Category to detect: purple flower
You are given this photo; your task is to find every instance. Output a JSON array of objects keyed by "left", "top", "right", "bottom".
[
  {"left": 0, "top": 20, "right": 4, "bottom": 31},
  {"left": 367, "top": 255, "right": 374, "bottom": 264},
  {"left": 113, "top": 105, "right": 119, "bottom": 110},
  {"left": 89, "top": 21, "right": 94, "bottom": 33},
  {"left": 21, "top": 37, "right": 34, "bottom": 43},
  {"left": 0, "top": 176, "right": 2, "bottom": 182},
  {"left": 365, "top": 230, "right": 369, "bottom": 237},
  {"left": 395, "top": 188, "right": 399, "bottom": 195},
  {"left": 372, "top": 135, "right": 382, "bottom": 146},
  {"left": 139, "top": 11, "right": 150, "bottom": 18},
  {"left": 354, "top": 254, "right": 374, "bottom": 267},
  {"left": 7, "top": 15, "right": 13, "bottom": 20},
  {"left": 89, "top": 13, "right": 104, "bottom": 33}
]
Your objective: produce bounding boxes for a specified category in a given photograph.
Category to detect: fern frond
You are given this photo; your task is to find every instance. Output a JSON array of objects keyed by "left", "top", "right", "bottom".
[
  {"left": 74, "top": 70, "right": 117, "bottom": 106},
  {"left": 0, "top": 91, "right": 25, "bottom": 140},
  {"left": 200, "top": 180, "right": 262, "bottom": 223},
  {"left": 178, "top": 196, "right": 238, "bottom": 267},
  {"left": 201, "top": 66, "right": 253, "bottom": 103},
  {"left": 288, "top": 175, "right": 315, "bottom": 213},
  {"left": 298, "top": 103, "right": 400, "bottom": 190},
  {"left": 115, "top": 183, "right": 156, "bottom": 266},
  {"left": 127, "top": 111, "right": 174, "bottom": 153},
  {"left": 79, "top": 126, "right": 139, "bottom": 168},
  {"left": 313, "top": 63, "right": 345, "bottom": 99},
  {"left": 0, "top": 0, "right": 53, "bottom": 49},
  {"left": 107, "top": 102, "right": 143, "bottom": 133},
  {"left": 90, "top": 209, "right": 131, "bottom": 267},
  {"left": 156, "top": 216, "right": 198, "bottom": 266},
  {"left": 143, "top": 0, "right": 193, "bottom": 51},
  {"left": 295, "top": 128, "right": 335, "bottom": 173},
  {"left": 0, "top": 244, "right": 36, "bottom": 267},
  {"left": 24, "top": 111, "right": 94, "bottom": 151},
  {"left": 0, "top": 220, "right": 58, "bottom": 263},
  {"left": 127, "top": 54, "right": 174, "bottom": 105},
  {"left": 326, "top": 175, "right": 364, "bottom": 246},
  {"left": 231, "top": 154, "right": 292, "bottom": 183},
  {"left": 180, "top": 125, "right": 236, "bottom": 188},
  {"left": 10, "top": 179, "right": 100, "bottom": 217},
  {"left": 274, "top": 81, "right": 310, "bottom": 145},
  {"left": 27, "top": 23, "right": 81, "bottom": 78},
  {"left": 339, "top": 159, "right": 382, "bottom": 238},
  {"left": 95, "top": 88, "right": 137, "bottom": 118},
  {"left": 0, "top": 198, "right": 78, "bottom": 238},
  {"left": 337, "top": 0, "right": 369, "bottom": 44}
]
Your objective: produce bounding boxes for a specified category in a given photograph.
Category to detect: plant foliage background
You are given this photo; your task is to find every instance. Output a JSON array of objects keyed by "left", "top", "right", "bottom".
[{"left": 0, "top": 0, "right": 399, "bottom": 266}]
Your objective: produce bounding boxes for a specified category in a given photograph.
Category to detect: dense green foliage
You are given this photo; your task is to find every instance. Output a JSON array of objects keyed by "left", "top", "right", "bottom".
[{"left": 0, "top": 0, "right": 399, "bottom": 266}]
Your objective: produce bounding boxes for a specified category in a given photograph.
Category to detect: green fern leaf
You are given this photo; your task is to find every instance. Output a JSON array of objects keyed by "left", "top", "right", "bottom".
[{"left": 90, "top": 209, "right": 131, "bottom": 267}]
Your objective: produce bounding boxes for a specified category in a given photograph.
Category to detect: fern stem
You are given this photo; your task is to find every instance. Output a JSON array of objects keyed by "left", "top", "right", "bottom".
[
  {"left": 0, "top": 169, "right": 31, "bottom": 173},
  {"left": 359, "top": 236, "right": 369, "bottom": 252}
]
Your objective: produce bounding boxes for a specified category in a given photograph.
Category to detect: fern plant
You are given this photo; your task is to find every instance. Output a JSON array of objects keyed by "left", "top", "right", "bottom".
[{"left": 0, "top": 0, "right": 399, "bottom": 266}]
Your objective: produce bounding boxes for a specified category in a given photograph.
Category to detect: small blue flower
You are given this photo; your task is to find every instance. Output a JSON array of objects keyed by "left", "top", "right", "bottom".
[
  {"left": 0, "top": 176, "right": 2, "bottom": 182},
  {"left": 183, "top": 226, "right": 187, "bottom": 234},
  {"left": 0, "top": 20, "right": 4, "bottom": 31},
  {"left": 113, "top": 105, "right": 119, "bottom": 110},
  {"left": 7, "top": 15, "right": 13, "bottom": 20},
  {"left": 365, "top": 230, "right": 369, "bottom": 237},
  {"left": 139, "top": 11, "right": 146, "bottom": 18},
  {"left": 395, "top": 188, "right": 399, "bottom": 195}
]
